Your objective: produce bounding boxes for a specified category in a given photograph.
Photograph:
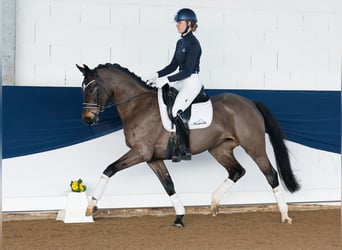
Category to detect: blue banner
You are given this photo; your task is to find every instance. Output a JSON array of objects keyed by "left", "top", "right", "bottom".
[{"left": 3, "top": 86, "right": 340, "bottom": 158}]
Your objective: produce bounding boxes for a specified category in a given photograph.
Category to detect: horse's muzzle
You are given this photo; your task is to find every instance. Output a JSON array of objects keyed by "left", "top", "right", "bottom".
[{"left": 82, "top": 111, "right": 99, "bottom": 125}]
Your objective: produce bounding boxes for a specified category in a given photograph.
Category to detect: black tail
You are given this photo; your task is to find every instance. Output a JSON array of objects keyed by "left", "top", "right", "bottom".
[{"left": 254, "top": 101, "right": 300, "bottom": 193}]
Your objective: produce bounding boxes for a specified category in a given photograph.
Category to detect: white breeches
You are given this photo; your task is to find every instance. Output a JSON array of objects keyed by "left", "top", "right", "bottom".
[{"left": 169, "top": 74, "right": 202, "bottom": 117}]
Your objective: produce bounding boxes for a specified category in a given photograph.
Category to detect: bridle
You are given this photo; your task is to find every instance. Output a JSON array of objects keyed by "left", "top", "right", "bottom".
[
  {"left": 82, "top": 75, "right": 150, "bottom": 114},
  {"left": 82, "top": 77, "right": 111, "bottom": 113}
]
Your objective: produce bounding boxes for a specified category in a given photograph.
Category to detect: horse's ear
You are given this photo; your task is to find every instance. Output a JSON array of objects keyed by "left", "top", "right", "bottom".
[
  {"left": 83, "top": 64, "right": 91, "bottom": 73},
  {"left": 76, "top": 64, "right": 92, "bottom": 75},
  {"left": 76, "top": 64, "right": 86, "bottom": 74}
]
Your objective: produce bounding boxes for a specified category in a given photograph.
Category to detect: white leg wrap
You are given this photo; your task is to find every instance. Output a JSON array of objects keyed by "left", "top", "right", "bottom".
[
  {"left": 170, "top": 194, "right": 185, "bottom": 215},
  {"left": 212, "top": 178, "right": 234, "bottom": 204},
  {"left": 273, "top": 186, "right": 292, "bottom": 223},
  {"left": 273, "top": 186, "right": 288, "bottom": 213},
  {"left": 92, "top": 174, "right": 110, "bottom": 201}
]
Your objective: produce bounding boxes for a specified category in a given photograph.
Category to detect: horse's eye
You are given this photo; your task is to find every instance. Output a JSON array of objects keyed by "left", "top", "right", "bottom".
[{"left": 88, "top": 85, "right": 97, "bottom": 94}]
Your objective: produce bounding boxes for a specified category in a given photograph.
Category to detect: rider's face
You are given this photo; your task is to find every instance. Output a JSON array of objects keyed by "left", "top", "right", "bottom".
[{"left": 176, "top": 20, "right": 188, "bottom": 33}]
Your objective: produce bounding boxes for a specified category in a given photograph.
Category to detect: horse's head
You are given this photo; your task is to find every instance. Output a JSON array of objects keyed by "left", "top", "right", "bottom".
[
  {"left": 77, "top": 63, "right": 155, "bottom": 125},
  {"left": 76, "top": 64, "right": 110, "bottom": 125}
]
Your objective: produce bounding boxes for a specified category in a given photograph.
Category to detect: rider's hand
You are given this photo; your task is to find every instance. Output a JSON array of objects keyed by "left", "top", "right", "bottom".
[
  {"left": 146, "top": 72, "right": 158, "bottom": 86},
  {"left": 155, "top": 77, "right": 169, "bottom": 88}
]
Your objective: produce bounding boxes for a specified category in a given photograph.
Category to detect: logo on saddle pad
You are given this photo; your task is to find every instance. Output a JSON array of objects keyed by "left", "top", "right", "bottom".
[{"left": 157, "top": 88, "right": 213, "bottom": 132}]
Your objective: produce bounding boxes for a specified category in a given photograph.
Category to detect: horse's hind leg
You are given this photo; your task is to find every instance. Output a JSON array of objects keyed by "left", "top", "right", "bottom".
[
  {"left": 147, "top": 159, "right": 185, "bottom": 228},
  {"left": 256, "top": 156, "right": 292, "bottom": 224},
  {"left": 246, "top": 148, "right": 292, "bottom": 224},
  {"left": 209, "top": 141, "right": 246, "bottom": 217}
]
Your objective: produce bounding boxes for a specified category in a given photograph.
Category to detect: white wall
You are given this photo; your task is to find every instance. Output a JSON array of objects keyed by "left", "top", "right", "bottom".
[
  {"left": 3, "top": 131, "right": 340, "bottom": 211},
  {"left": 14, "top": 0, "right": 341, "bottom": 89}
]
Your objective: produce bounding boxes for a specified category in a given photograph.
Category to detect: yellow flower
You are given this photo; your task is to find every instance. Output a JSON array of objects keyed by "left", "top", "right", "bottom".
[
  {"left": 70, "top": 179, "right": 87, "bottom": 192},
  {"left": 72, "top": 182, "right": 78, "bottom": 190}
]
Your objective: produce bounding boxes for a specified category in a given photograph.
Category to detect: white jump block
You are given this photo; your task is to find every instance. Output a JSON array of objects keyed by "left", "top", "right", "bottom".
[{"left": 57, "top": 192, "right": 94, "bottom": 223}]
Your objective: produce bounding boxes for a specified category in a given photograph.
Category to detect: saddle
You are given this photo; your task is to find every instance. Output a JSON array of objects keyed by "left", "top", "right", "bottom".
[
  {"left": 157, "top": 85, "right": 213, "bottom": 132},
  {"left": 161, "top": 84, "right": 210, "bottom": 123}
]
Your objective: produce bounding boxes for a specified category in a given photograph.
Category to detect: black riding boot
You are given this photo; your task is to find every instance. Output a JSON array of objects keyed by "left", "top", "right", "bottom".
[{"left": 172, "top": 110, "right": 192, "bottom": 162}]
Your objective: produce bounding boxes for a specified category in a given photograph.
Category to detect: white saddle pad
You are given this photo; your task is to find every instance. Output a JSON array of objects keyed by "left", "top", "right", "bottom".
[{"left": 157, "top": 88, "right": 213, "bottom": 132}]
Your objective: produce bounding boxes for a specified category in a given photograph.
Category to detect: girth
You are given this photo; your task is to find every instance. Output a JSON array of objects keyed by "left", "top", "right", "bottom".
[{"left": 162, "top": 84, "right": 209, "bottom": 123}]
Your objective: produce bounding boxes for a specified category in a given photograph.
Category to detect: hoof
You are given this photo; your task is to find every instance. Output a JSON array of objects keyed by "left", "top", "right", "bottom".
[
  {"left": 281, "top": 212, "right": 293, "bottom": 224},
  {"left": 174, "top": 222, "right": 184, "bottom": 228},
  {"left": 173, "top": 215, "right": 184, "bottom": 228},
  {"left": 211, "top": 203, "right": 219, "bottom": 217},
  {"left": 85, "top": 205, "right": 98, "bottom": 216},
  {"left": 282, "top": 217, "right": 293, "bottom": 224}
]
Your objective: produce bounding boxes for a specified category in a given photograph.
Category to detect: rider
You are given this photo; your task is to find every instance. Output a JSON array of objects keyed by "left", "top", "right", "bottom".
[{"left": 147, "top": 8, "right": 202, "bottom": 162}]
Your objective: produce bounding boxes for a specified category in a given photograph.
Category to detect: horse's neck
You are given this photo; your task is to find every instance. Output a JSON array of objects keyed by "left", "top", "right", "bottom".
[
  {"left": 101, "top": 68, "right": 154, "bottom": 121},
  {"left": 112, "top": 79, "right": 152, "bottom": 119},
  {"left": 113, "top": 76, "right": 145, "bottom": 99},
  {"left": 103, "top": 69, "right": 143, "bottom": 102}
]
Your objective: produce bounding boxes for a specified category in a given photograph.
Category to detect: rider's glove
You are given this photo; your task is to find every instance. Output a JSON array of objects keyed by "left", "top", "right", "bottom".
[
  {"left": 155, "top": 77, "right": 169, "bottom": 88},
  {"left": 146, "top": 72, "right": 159, "bottom": 86}
]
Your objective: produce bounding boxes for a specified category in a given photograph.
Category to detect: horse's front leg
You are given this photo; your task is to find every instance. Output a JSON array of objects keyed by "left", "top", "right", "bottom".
[
  {"left": 147, "top": 160, "right": 185, "bottom": 228},
  {"left": 85, "top": 146, "right": 153, "bottom": 217}
]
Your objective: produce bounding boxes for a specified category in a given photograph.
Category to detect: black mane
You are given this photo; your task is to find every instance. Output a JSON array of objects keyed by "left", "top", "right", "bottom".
[{"left": 94, "top": 63, "right": 156, "bottom": 90}]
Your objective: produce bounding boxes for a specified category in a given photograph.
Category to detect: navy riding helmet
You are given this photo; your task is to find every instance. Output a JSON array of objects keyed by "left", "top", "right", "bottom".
[{"left": 174, "top": 8, "right": 197, "bottom": 23}]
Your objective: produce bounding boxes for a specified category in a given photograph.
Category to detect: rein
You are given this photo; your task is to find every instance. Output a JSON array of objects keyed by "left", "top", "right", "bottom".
[
  {"left": 84, "top": 92, "right": 147, "bottom": 112},
  {"left": 82, "top": 78, "right": 149, "bottom": 112}
]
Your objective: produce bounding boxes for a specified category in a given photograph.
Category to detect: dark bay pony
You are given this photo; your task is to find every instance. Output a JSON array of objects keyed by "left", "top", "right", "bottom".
[{"left": 77, "top": 63, "right": 300, "bottom": 227}]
